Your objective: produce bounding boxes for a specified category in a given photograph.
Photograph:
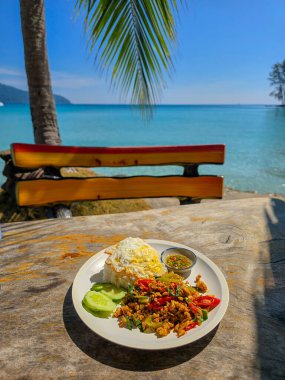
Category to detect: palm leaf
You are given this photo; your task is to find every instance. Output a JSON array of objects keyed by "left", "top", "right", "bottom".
[{"left": 75, "top": 0, "right": 183, "bottom": 114}]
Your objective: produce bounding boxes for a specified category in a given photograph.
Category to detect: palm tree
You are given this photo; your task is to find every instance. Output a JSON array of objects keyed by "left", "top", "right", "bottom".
[
  {"left": 268, "top": 60, "right": 285, "bottom": 106},
  {"left": 20, "top": 0, "right": 182, "bottom": 145},
  {"left": 20, "top": 0, "right": 62, "bottom": 145}
]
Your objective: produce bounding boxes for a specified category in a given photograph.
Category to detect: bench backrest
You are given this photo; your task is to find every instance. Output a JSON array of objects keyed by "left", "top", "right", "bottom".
[{"left": 11, "top": 143, "right": 225, "bottom": 207}]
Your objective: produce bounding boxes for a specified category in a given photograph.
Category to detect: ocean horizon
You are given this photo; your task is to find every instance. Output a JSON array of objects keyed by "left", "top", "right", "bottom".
[{"left": 1, "top": 104, "right": 285, "bottom": 195}]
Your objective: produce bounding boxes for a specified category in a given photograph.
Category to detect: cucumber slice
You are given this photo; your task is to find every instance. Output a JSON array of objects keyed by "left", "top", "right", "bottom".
[
  {"left": 93, "top": 283, "right": 127, "bottom": 301},
  {"left": 82, "top": 300, "right": 112, "bottom": 318},
  {"left": 91, "top": 283, "right": 104, "bottom": 291},
  {"left": 83, "top": 290, "right": 116, "bottom": 312}
]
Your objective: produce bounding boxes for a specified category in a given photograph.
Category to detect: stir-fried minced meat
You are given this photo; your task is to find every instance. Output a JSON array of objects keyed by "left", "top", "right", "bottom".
[
  {"left": 113, "top": 272, "right": 220, "bottom": 337},
  {"left": 195, "top": 274, "right": 208, "bottom": 293}
]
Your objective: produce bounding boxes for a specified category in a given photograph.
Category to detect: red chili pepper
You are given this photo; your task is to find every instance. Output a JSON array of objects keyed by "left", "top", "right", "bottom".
[
  {"left": 148, "top": 304, "right": 162, "bottom": 311},
  {"left": 157, "top": 296, "right": 173, "bottom": 305},
  {"left": 148, "top": 296, "right": 174, "bottom": 310},
  {"left": 137, "top": 279, "right": 153, "bottom": 291},
  {"left": 185, "top": 321, "right": 199, "bottom": 331},
  {"left": 194, "top": 296, "right": 220, "bottom": 310},
  {"left": 137, "top": 279, "right": 153, "bottom": 285},
  {"left": 188, "top": 303, "right": 198, "bottom": 314},
  {"left": 171, "top": 282, "right": 178, "bottom": 289}
]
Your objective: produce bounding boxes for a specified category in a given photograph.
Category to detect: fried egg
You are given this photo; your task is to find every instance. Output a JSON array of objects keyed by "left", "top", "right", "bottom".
[{"left": 103, "top": 237, "right": 167, "bottom": 289}]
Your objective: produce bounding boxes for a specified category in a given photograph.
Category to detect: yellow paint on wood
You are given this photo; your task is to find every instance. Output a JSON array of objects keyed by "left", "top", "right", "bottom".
[
  {"left": 17, "top": 176, "right": 224, "bottom": 206},
  {"left": 13, "top": 149, "right": 225, "bottom": 168}
]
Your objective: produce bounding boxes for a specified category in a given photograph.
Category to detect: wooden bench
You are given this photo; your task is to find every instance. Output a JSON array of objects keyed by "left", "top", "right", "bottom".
[{"left": 9, "top": 143, "right": 225, "bottom": 217}]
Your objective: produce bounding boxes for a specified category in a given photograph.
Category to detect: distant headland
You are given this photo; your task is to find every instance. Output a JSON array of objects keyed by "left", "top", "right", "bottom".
[{"left": 0, "top": 82, "right": 71, "bottom": 105}]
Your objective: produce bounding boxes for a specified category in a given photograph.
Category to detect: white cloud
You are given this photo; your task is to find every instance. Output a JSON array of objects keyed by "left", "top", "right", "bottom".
[
  {"left": 0, "top": 67, "right": 24, "bottom": 76},
  {"left": 0, "top": 66, "right": 273, "bottom": 104},
  {"left": 0, "top": 66, "right": 100, "bottom": 90},
  {"left": 0, "top": 67, "right": 27, "bottom": 90},
  {"left": 160, "top": 80, "right": 274, "bottom": 105},
  {"left": 1, "top": 78, "right": 28, "bottom": 89},
  {"left": 51, "top": 71, "right": 100, "bottom": 89}
]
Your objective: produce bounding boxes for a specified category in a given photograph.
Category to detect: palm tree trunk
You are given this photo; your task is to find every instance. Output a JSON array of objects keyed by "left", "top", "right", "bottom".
[{"left": 20, "top": 0, "right": 62, "bottom": 145}]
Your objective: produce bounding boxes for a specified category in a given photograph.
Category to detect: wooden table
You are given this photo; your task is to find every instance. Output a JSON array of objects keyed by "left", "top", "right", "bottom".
[{"left": 1, "top": 197, "right": 285, "bottom": 379}]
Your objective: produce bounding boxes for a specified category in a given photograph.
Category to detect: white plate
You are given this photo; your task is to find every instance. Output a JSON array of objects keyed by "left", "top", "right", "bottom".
[{"left": 72, "top": 239, "right": 229, "bottom": 350}]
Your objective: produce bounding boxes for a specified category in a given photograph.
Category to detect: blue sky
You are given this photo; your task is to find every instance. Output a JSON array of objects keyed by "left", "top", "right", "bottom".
[{"left": 0, "top": 0, "right": 284, "bottom": 104}]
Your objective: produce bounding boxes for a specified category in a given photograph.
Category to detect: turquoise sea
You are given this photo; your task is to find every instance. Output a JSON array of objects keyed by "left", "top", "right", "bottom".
[{"left": 1, "top": 104, "right": 285, "bottom": 195}]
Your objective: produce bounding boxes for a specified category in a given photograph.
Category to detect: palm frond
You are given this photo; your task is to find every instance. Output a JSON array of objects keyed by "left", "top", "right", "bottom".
[{"left": 75, "top": 0, "right": 183, "bottom": 114}]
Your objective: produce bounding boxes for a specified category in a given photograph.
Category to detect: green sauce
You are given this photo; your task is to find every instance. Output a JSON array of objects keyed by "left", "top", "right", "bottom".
[{"left": 165, "top": 253, "right": 192, "bottom": 269}]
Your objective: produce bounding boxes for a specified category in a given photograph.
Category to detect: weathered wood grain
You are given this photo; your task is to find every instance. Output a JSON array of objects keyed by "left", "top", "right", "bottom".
[{"left": 1, "top": 197, "right": 285, "bottom": 379}]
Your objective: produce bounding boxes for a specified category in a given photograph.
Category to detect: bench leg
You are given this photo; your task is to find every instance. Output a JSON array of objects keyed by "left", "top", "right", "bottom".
[
  {"left": 46, "top": 205, "right": 72, "bottom": 218},
  {"left": 54, "top": 205, "right": 72, "bottom": 218}
]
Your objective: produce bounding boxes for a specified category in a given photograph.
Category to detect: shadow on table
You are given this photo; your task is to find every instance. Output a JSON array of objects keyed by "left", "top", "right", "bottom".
[
  {"left": 63, "top": 286, "right": 218, "bottom": 371},
  {"left": 255, "top": 198, "right": 285, "bottom": 379}
]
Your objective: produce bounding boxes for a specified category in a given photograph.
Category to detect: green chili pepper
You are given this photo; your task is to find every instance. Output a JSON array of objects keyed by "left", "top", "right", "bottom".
[
  {"left": 202, "top": 309, "right": 208, "bottom": 321},
  {"left": 125, "top": 317, "right": 133, "bottom": 330},
  {"left": 167, "top": 288, "right": 175, "bottom": 296},
  {"left": 133, "top": 318, "right": 143, "bottom": 332},
  {"left": 175, "top": 285, "right": 181, "bottom": 297},
  {"left": 128, "top": 285, "right": 134, "bottom": 297}
]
